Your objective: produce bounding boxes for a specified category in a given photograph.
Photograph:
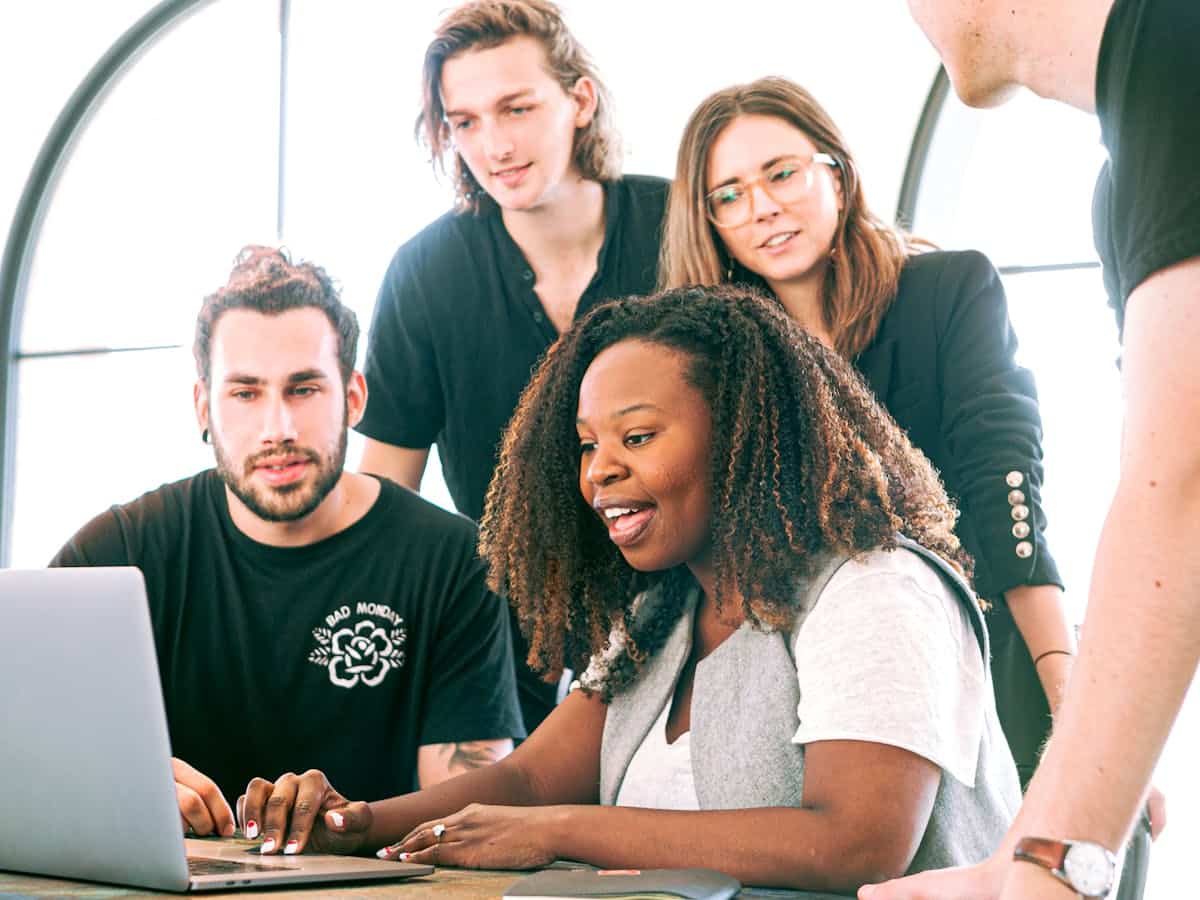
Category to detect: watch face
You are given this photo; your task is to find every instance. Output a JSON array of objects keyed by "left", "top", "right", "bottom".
[{"left": 1063, "top": 842, "right": 1115, "bottom": 897}]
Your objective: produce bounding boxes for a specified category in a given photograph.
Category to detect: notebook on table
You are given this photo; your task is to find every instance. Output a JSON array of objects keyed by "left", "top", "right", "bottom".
[
  {"left": 504, "top": 865, "right": 859, "bottom": 899},
  {"left": 503, "top": 867, "right": 741, "bottom": 899},
  {"left": 0, "top": 566, "right": 433, "bottom": 892}
]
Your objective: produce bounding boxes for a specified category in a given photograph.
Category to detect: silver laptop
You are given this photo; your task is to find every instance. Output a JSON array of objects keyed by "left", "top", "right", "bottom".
[{"left": 0, "top": 567, "right": 434, "bottom": 892}]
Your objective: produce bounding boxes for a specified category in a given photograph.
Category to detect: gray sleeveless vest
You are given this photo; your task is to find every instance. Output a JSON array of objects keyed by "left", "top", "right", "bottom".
[{"left": 599, "top": 537, "right": 1021, "bottom": 873}]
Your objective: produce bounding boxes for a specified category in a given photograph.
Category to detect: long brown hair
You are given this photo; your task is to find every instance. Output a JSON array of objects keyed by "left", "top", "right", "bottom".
[
  {"left": 417, "top": 0, "right": 622, "bottom": 213},
  {"left": 479, "top": 284, "right": 968, "bottom": 697},
  {"left": 660, "top": 77, "right": 922, "bottom": 359}
]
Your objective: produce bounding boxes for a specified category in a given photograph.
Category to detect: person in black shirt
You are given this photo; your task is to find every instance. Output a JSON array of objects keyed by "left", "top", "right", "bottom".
[
  {"left": 52, "top": 246, "right": 524, "bottom": 846},
  {"left": 864, "top": 1, "right": 1197, "bottom": 898},
  {"left": 356, "top": 0, "right": 668, "bottom": 731}
]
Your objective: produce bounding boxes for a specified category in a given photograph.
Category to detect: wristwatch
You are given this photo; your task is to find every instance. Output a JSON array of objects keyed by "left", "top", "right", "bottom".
[{"left": 1013, "top": 836, "right": 1116, "bottom": 898}]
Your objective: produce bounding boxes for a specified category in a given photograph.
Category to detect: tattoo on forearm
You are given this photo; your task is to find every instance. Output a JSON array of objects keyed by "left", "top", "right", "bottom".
[{"left": 439, "top": 740, "right": 506, "bottom": 774}]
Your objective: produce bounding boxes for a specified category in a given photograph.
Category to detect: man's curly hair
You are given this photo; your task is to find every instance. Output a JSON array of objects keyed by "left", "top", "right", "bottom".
[
  {"left": 194, "top": 245, "right": 357, "bottom": 388},
  {"left": 479, "top": 284, "right": 969, "bottom": 698}
]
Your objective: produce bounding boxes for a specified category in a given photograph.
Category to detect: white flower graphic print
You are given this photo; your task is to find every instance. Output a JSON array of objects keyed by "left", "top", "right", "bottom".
[{"left": 309, "top": 615, "right": 406, "bottom": 688}]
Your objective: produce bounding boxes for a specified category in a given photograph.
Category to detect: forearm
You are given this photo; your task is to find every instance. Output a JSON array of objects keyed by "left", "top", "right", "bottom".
[
  {"left": 418, "top": 739, "right": 514, "bottom": 788},
  {"left": 367, "top": 755, "right": 545, "bottom": 849},
  {"left": 1003, "top": 583, "right": 1076, "bottom": 714},
  {"left": 358, "top": 439, "right": 428, "bottom": 492},
  {"left": 548, "top": 805, "right": 910, "bottom": 893},
  {"left": 1007, "top": 479, "right": 1200, "bottom": 852}
]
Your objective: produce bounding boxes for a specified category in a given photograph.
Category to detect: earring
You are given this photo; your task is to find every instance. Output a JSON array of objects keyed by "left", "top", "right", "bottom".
[
  {"left": 201, "top": 428, "right": 210, "bottom": 445},
  {"left": 725, "top": 261, "right": 735, "bottom": 282}
]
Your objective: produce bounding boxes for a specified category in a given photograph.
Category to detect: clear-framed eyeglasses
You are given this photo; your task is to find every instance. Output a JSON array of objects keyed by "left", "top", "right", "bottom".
[{"left": 704, "top": 153, "right": 839, "bottom": 229}]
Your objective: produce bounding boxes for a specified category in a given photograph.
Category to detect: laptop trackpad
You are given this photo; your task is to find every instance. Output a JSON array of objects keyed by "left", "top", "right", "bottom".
[{"left": 188, "top": 857, "right": 299, "bottom": 875}]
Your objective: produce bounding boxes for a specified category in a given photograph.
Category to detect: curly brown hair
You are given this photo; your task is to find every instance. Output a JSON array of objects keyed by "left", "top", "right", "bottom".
[
  {"left": 479, "top": 284, "right": 969, "bottom": 697},
  {"left": 194, "top": 245, "right": 357, "bottom": 388}
]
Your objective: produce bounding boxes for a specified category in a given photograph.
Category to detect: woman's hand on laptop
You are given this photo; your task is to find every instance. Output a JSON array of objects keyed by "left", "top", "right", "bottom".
[
  {"left": 173, "top": 757, "right": 236, "bottom": 837},
  {"left": 239, "top": 769, "right": 372, "bottom": 856}
]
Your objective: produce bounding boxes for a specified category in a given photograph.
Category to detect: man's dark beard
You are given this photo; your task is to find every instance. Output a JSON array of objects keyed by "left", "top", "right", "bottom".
[{"left": 214, "top": 429, "right": 348, "bottom": 524}]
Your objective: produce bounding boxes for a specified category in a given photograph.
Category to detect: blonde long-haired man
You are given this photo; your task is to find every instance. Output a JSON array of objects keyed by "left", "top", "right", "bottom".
[{"left": 354, "top": 1, "right": 668, "bottom": 734}]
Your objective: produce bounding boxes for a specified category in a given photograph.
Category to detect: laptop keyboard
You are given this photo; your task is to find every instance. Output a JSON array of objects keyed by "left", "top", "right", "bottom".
[{"left": 187, "top": 856, "right": 298, "bottom": 875}]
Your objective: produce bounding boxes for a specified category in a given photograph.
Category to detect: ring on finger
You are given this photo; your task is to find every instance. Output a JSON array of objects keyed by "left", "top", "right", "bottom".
[{"left": 432, "top": 823, "right": 446, "bottom": 843}]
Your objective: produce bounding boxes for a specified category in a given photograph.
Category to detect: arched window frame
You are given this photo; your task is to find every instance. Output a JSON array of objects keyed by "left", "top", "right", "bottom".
[{"left": 0, "top": 0, "right": 284, "bottom": 564}]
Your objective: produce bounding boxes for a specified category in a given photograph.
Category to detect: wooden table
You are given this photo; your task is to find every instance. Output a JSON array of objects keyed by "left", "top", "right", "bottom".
[
  {"left": 0, "top": 864, "right": 518, "bottom": 898},
  {"left": 0, "top": 865, "right": 852, "bottom": 898},
  {"left": 0, "top": 839, "right": 850, "bottom": 899}
]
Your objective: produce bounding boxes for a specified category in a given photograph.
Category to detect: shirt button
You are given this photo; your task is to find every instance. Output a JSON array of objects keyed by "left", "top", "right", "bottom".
[
  {"left": 1012, "top": 521, "right": 1031, "bottom": 539},
  {"left": 522, "top": 269, "right": 534, "bottom": 281},
  {"left": 533, "top": 311, "right": 544, "bottom": 323},
  {"left": 1011, "top": 504, "right": 1030, "bottom": 522},
  {"left": 1007, "top": 489, "right": 1026, "bottom": 506},
  {"left": 1015, "top": 541, "right": 1034, "bottom": 559},
  {"left": 1006, "top": 471, "right": 1024, "bottom": 488}
]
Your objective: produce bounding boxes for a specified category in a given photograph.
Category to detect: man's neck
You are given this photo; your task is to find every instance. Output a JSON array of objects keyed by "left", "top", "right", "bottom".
[
  {"left": 500, "top": 176, "right": 607, "bottom": 267},
  {"left": 225, "top": 471, "right": 380, "bottom": 548},
  {"left": 997, "top": 0, "right": 1114, "bottom": 112}
]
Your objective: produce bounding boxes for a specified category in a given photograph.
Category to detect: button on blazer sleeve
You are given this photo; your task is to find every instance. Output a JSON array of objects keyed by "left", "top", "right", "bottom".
[{"left": 933, "top": 250, "right": 1063, "bottom": 600}]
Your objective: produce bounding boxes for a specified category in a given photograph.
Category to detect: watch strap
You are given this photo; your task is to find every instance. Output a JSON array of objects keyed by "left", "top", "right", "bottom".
[{"left": 1014, "top": 836, "right": 1069, "bottom": 874}]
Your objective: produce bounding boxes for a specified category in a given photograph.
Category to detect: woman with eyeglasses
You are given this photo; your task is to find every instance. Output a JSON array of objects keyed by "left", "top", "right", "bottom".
[{"left": 660, "top": 77, "right": 1073, "bottom": 788}]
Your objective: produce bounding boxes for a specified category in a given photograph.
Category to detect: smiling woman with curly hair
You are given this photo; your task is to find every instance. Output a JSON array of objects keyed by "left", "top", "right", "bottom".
[
  {"left": 479, "top": 282, "right": 971, "bottom": 696},
  {"left": 242, "top": 285, "right": 1020, "bottom": 893}
]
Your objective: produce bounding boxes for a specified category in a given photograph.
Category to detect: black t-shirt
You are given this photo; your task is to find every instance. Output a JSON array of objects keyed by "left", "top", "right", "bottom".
[
  {"left": 1093, "top": 0, "right": 1200, "bottom": 333},
  {"left": 356, "top": 174, "right": 669, "bottom": 523},
  {"left": 50, "top": 471, "right": 525, "bottom": 805},
  {"left": 356, "top": 174, "right": 668, "bottom": 732}
]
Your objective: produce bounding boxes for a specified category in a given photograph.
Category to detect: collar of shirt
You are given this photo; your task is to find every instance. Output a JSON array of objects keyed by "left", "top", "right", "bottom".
[{"left": 486, "top": 179, "right": 625, "bottom": 340}]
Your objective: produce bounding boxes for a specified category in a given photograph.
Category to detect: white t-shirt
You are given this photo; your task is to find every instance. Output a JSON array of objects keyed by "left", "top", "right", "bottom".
[
  {"left": 790, "top": 547, "right": 986, "bottom": 788},
  {"left": 613, "top": 547, "right": 987, "bottom": 807},
  {"left": 615, "top": 699, "right": 701, "bottom": 810}
]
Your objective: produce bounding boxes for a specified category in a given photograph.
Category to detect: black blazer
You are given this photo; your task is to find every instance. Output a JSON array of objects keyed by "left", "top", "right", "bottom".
[
  {"left": 855, "top": 250, "right": 1062, "bottom": 784},
  {"left": 855, "top": 250, "right": 1062, "bottom": 601}
]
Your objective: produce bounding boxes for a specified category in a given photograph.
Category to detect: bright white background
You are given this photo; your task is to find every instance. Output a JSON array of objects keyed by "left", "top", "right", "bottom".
[{"left": 0, "top": 2, "right": 1193, "bottom": 895}]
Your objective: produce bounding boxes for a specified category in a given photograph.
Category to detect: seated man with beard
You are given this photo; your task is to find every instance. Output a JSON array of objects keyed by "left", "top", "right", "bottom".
[{"left": 51, "top": 246, "right": 524, "bottom": 849}]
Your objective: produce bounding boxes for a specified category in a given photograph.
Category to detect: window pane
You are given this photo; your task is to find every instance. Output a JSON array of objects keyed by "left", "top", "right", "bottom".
[
  {"left": 17, "top": 0, "right": 279, "bottom": 356},
  {"left": 275, "top": 2, "right": 446, "bottom": 335},
  {"left": 10, "top": 348, "right": 210, "bottom": 567},
  {"left": 1, "top": 2, "right": 153, "bottom": 231},
  {"left": 913, "top": 90, "right": 1107, "bottom": 267},
  {"left": 1000, "top": 267, "right": 1121, "bottom": 625}
]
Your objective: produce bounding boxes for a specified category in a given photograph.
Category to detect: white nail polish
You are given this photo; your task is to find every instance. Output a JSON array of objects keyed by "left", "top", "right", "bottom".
[
  {"left": 329, "top": 811, "right": 344, "bottom": 828},
  {"left": 260, "top": 838, "right": 276, "bottom": 854},
  {"left": 284, "top": 840, "right": 299, "bottom": 855},
  {"left": 245, "top": 822, "right": 259, "bottom": 839},
  {"left": 397, "top": 852, "right": 410, "bottom": 862},
  {"left": 375, "top": 847, "right": 392, "bottom": 859}
]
